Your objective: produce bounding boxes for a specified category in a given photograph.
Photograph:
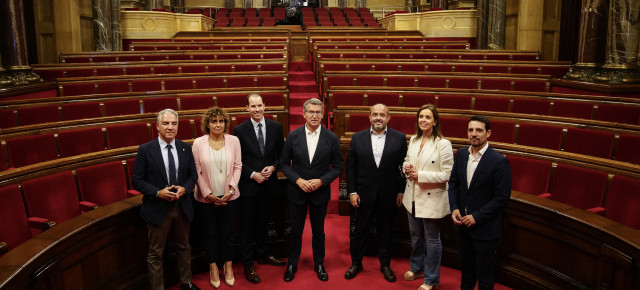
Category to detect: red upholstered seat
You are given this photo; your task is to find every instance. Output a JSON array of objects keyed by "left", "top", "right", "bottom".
[
  {"left": 257, "top": 76, "right": 285, "bottom": 87},
  {"left": 614, "top": 134, "right": 640, "bottom": 164},
  {"left": 543, "top": 164, "right": 607, "bottom": 212},
  {"left": 356, "top": 76, "right": 384, "bottom": 86},
  {"left": 119, "top": 55, "right": 144, "bottom": 62},
  {"left": 480, "top": 79, "right": 511, "bottom": 90},
  {"left": 604, "top": 175, "right": 640, "bottom": 229},
  {"left": 489, "top": 120, "right": 516, "bottom": 143},
  {"left": 16, "top": 105, "right": 59, "bottom": 126},
  {"left": 513, "top": 80, "right": 547, "bottom": 92},
  {"left": 564, "top": 128, "right": 614, "bottom": 159},
  {"left": 195, "top": 77, "right": 225, "bottom": 89},
  {"left": 417, "top": 77, "right": 446, "bottom": 88},
  {"left": 22, "top": 171, "right": 87, "bottom": 224},
  {"left": 164, "top": 78, "right": 194, "bottom": 90},
  {"left": 374, "top": 63, "right": 399, "bottom": 71},
  {"left": 510, "top": 66, "right": 538, "bottom": 75},
  {"left": 512, "top": 98, "right": 550, "bottom": 115},
  {"left": 61, "top": 101, "right": 101, "bottom": 121},
  {"left": 76, "top": 161, "right": 130, "bottom": 206},
  {"left": 106, "top": 123, "right": 150, "bottom": 149},
  {"left": 439, "top": 117, "right": 468, "bottom": 139},
  {"left": 66, "top": 68, "right": 95, "bottom": 78},
  {"left": 399, "top": 64, "right": 426, "bottom": 72},
  {"left": 348, "top": 114, "right": 370, "bottom": 132},
  {"left": 132, "top": 79, "right": 163, "bottom": 92},
  {"left": 438, "top": 95, "right": 472, "bottom": 110},
  {"left": 35, "top": 68, "right": 65, "bottom": 81},
  {"left": 97, "top": 81, "right": 130, "bottom": 94},
  {"left": 180, "top": 95, "right": 215, "bottom": 110},
  {"left": 454, "top": 64, "right": 481, "bottom": 73},
  {"left": 368, "top": 92, "right": 399, "bottom": 106},
  {"left": 390, "top": 115, "right": 415, "bottom": 135},
  {"left": 551, "top": 100, "right": 593, "bottom": 119},
  {"left": 125, "top": 158, "right": 139, "bottom": 195},
  {"left": 92, "top": 56, "right": 117, "bottom": 63},
  {"left": 125, "top": 66, "right": 152, "bottom": 75},
  {"left": 324, "top": 63, "right": 347, "bottom": 72},
  {"left": 181, "top": 65, "right": 207, "bottom": 73},
  {"left": 55, "top": 82, "right": 93, "bottom": 97},
  {"left": 482, "top": 65, "right": 509, "bottom": 74},
  {"left": 261, "top": 93, "right": 285, "bottom": 106},
  {"left": 227, "top": 76, "right": 255, "bottom": 88},
  {"left": 596, "top": 103, "right": 640, "bottom": 125},
  {"left": 167, "top": 54, "right": 192, "bottom": 61},
  {"left": 208, "top": 64, "right": 233, "bottom": 72},
  {"left": 326, "top": 76, "right": 354, "bottom": 88},
  {"left": 216, "top": 94, "right": 246, "bottom": 108},
  {"left": 427, "top": 64, "right": 453, "bottom": 72},
  {"left": 402, "top": 93, "right": 436, "bottom": 108},
  {"left": 143, "top": 97, "right": 179, "bottom": 113},
  {"left": 6, "top": 134, "right": 58, "bottom": 168},
  {"left": 449, "top": 78, "right": 479, "bottom": 89},
  {"left": 145, "top": 55, "right": 167, "bottom": 61},
  {"left": 0, "top": 185, "right": 33, "bottom": 252},
  {"left": 349, "top": 63, "right": 373, "bottom": 71},
  {"left": 0, "top": 108, "right": 16, "bottom": 129},
  {"left": 62, "top": 56, "right": 91, "bottom": 63},
  {"left": 474, "top": 96, "right": 510, "bottom": 112},
  {"left": 103, "top": 99, "right": 140, "bottom": 116},
  {"left": 96, "top": 67, "right": 124, "bottom": 76},
  {"left": 331, "top": 92, "right": 365, "bottom": 109},
  {"left": 58, "top": 127, "right": 105, "bottom": 157},
  {"left": 235, "top": 64, "right": 260, "bottom": 72},
  {"left": 506, "top": 155, "right": 551, "bottom": 195},
  {"left": 516, "top": 123, "right": 563, "bottom": 150},
  {"left": 386, "top": 76, "right": 415, "bottom": 87}
]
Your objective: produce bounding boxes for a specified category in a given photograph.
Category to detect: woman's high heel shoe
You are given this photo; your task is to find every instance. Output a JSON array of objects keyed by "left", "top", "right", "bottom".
[
  {"left": 210, "top": 266, "right": 220, "bottom": 288},
  {"left": 224, "top": 263, "right": 235, "bottom": 287}
]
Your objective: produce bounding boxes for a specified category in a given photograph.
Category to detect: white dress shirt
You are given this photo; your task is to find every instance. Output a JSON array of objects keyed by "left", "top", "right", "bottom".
[
  {"left": 305, "top": 125, "right": 321, "bottom": 164},
  {"left": 370, "top": 127, "right": 387, "bottom": 168},
  {"left": 466, "top": 142, "right": 490, "bottom": 188},
  {"left": 250, "top": 117, "right": 267, "bottom": 145}
]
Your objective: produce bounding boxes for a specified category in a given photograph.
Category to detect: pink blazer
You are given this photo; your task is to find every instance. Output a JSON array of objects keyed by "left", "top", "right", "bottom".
[{"left": 192, "top": 134, "right": 242, "bottom": 203}]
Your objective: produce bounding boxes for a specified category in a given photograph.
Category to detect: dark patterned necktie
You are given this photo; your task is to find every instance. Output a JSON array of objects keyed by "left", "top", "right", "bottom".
[
  {"left": 166, "top": 144, "right": 177, "bottom": 185},
  {"left": 257, "top": 123, "right": 265, "bottom": 155}
]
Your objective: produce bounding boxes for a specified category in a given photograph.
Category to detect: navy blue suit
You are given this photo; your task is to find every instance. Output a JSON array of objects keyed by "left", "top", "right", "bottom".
[
  {"left": 280, "top": 125, "right": 343, "bottom": 266},
  {"left": 346, "top": 127, "right": 406, "bottom": 266},
  {"left": 448, "top": 145, "right": 511, "bottom": 290}
]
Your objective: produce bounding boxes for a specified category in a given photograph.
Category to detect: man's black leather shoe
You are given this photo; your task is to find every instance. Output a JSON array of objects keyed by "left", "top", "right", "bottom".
[
  {"left": 380, "top": 266, "right": 397, "bottom": 282},
  {"left": 344, "top": 264, "right": 363, "bottom": 279},
  {"left": 315, "top": 264, "right": 329, "bottom": 281},
  {"left": 244, "top": 265, "right": 261, "bottom": 284},
  {"left": 257, "top": 255, "right": 287, "bottom": 266},
  {"left": 283, "top": 264, "right": 297, "bottom": 282},
  {"left": 179, "top": 282, "right": 201, "bottom": 290}
]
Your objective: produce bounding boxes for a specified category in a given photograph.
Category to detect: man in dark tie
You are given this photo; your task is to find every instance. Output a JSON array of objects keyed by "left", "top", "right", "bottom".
[
  {"left": 344, "top": 104, "right": 407, "bottom": 282},
  {"left": 233, "top": 93, "right": 286, "bottom": 284},
  {"left": 132, "top": 109, "right": 200, "bottom": 290},
  {"left": 280, "top": 98, "right": 343, "bottom": 282},
  {"left": 448, "top": 115, "right": 511, "bottom": 290}
]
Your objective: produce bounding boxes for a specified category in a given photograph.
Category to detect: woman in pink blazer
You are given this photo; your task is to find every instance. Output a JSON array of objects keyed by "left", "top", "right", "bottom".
[{"left": 192, "top": 107, "right": 242, "bottom": 288}]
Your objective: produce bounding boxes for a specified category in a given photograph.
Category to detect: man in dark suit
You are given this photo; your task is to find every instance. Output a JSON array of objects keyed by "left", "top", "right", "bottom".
[
  {"left": 448, "top": 115, "right": 511, "bottom": 290},
  {"left": 344, "top": 104, "right": 407, "bottom": 282},
  {"left": 280, "top": 98, "right": 343, "bottom": 282},
  {"left": 233, "top": 93, "right": 286, "bottom": 284},
  {"left": 132, "top": 109, "right": 200, "bottom": 290}
]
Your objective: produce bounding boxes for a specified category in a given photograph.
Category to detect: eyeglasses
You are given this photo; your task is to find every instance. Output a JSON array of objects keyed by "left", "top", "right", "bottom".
[{"left": 305, "top": 110, "right": 323, "bottom": 116}]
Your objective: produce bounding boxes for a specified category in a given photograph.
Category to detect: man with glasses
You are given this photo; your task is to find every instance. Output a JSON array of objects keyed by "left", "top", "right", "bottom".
[{"left": 279, "top": 98, "right": 343, "bottom": 282}]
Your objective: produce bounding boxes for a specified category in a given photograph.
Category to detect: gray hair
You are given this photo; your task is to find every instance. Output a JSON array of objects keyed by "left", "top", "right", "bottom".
[
  {"left": 157, "top": 109, "right": 179, "bottom": 123},
  {"left": 303, "top": 98, "right": 324, "bottom": 113}
]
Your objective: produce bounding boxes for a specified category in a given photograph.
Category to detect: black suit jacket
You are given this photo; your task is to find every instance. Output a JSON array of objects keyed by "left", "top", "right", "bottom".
[
  {"left": 132, "top": 138, "right": 198, "bottom": 226},
  {"left": 346, "top": 127, "right": 407, "bottom": 207},
  {"left": 280, "top": 125, "right": 343, "bottom": 206},
  {"left": 233, "top": 118, "right": 284, "bottom": 197},
  {"left": 448, "top": 145, "right": 511, "bottom": 240}
]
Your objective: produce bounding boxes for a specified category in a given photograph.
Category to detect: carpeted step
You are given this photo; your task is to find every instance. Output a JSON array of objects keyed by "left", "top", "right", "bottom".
[
  {"left": 288, "top": 71, "right": 317, "bottom": 82},
  {"left": 289, "top": 92, "right": 317, "bottom": 106},
  {"left": 288, "top": 61, "right": 313, "bottom": 72},
  {"left": 289, "top": 81, "right": 319, "bottom": 94}
]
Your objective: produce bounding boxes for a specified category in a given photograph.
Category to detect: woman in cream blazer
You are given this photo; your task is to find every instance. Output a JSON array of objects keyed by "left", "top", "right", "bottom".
[
  {"left": 402, "top": 104, "right": 454, "bottom": 290},
  {"left": 192, "top": 107, "right": 242, "bottom": 288}
]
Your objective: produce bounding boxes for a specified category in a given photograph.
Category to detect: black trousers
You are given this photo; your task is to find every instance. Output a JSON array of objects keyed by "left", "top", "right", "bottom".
[
  {"left": 287, "top": 199, "right": 328, "bottom": 266},
  {"left": 199, "top": 200, "right": 238, "bottom": 264},
  {"left": 239, "top": 185, "right": 272, "bottom": 267},
  {"left": 455, "top": 226, "right": 499, "bottom": 290},
  {"left": 349, "top": 193, "right": 395, "bottom": 267}
]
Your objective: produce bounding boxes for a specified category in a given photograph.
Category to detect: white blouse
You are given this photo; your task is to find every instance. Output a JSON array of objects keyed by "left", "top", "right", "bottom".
[{"left": 209, "top": 146, "right": 227, "bottom": 197}]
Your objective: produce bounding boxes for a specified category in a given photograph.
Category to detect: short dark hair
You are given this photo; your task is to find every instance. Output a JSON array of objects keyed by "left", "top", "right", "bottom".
[
  {"left": 469, "top": 115, "right": 491, "bottom": 131},
  {"left": 201, "top": 107, "right": 230, "bottom": 134},
  {"left": 246, "top": 92, "right": 263, "bottom": 105}
]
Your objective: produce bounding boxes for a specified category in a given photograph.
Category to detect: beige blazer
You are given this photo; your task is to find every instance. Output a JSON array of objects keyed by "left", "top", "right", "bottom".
[
  {"left": 402, "top": 136, "right": 454, "bottom": 218},
  {"left": 192, "top": 133, "right": 242, "bottom": 203}
]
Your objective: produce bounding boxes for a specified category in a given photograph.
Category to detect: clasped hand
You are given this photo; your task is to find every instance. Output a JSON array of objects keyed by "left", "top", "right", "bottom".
[
  {"left": 253, "top": 166, "right": 275, "bottom": 184},
  {"left": 296, "top": 178, "right": 323, "bottom": 193},
  {"left": 158, "top": 185, "right": 186, "bottom": 201},
  {"left": 206, "top": 191, "right": 233, "bottom": 207},
  {"left": 404, "top": 164, "right": 418, "bottom": 181},
  {"left": 451, "top": 209, "right": 476, "bottom": 227}
]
